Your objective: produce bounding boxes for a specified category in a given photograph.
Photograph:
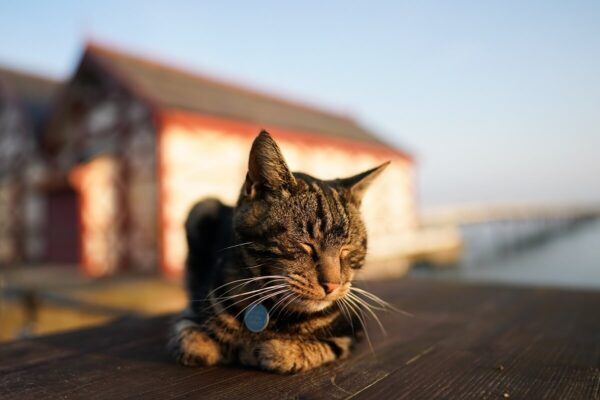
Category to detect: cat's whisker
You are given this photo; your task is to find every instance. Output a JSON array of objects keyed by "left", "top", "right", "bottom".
[
  {"left": 340, "top": 297, "right": 373, "bottom": 353},
  {"left": 336, "top": 299, "right": 354, "bottom": 333},
  {"left": 285, "top": 293, "right": 299, "bottom": 310},
  {"left": 199, "top": 276, "right": 290, "bottom": 315},
  {"left": 214, "top": 287, "right": 288, "bottom": 316},
  {"left": 211, "top": 285, "right": 289, "bottom": 311},
  {"left": 207, "top": 275, "right": 287, "bottom": 298},
  {"left": 349, "top": 287, "right": 395, "bottom": 308},
  {"left": 335, "top": 299, "right": 345, "bottom": 318},
  {"left": 217, "top": 242, "right": 253, "bottom": 252},
  {"left": 193, "top": 279, "right": 288, "bottom": 309},
  {"left": 199, "top": 289, "right": 288, "bottom": 328},
  {"left": 273, "top": 292, "right": 294, "bottom": 312},
  {"left": 347, "top": 301, "right": 373, "bottom": 351},
  {"left": 207, "top": 284, "right": 288, "bottom": 303},
  {"left": 279, "top": 294, "right": 301, "bottom": 319},
  {"left": 244, "top": 263, "right": 267, "bottom": 270},
  {"left": 214, "top": 274, "right": 287, "bottom": 290},
  {"left": 234, "top": 289, "right": 289, "bottom": 319},
  {"left": 207, "top": 277, "right": 269, "bottom": 298},
  {"left": 209, "top": 277, "right": 288, "bottom": 298},
  {"left": 350, "top": 287, "right": 414, "bottom": 317},
  {"left": 346, "top": 293, "right": 387, "bottom": 336},
  {"left": 271, "top": 292, "right": 294, "bottom": 319},
  {"left": 335, "top": 299, "right": 346, "bottom": 320},
  {"left": 200, "top": 281, "right": 288, "bottom": 309}
]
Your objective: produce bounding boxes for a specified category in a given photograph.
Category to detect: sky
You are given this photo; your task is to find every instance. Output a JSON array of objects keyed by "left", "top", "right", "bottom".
[{"left": 0, "top": 1, "right": 599, "bottom": 207}]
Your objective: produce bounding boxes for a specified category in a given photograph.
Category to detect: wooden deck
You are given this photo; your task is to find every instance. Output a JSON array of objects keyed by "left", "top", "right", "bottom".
[{"left": 1, "top": 278, "right": 599, "bottom": 399}]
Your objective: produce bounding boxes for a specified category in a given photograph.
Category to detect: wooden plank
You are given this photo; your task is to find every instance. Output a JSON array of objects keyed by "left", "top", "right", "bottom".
[{"left": 0, "top": 279, "right": 599, "bottom": 400}]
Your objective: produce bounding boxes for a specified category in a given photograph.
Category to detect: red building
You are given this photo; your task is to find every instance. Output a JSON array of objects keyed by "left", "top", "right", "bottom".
[{"left": 4, "top": 43, "right": 417, "bottom": 278}]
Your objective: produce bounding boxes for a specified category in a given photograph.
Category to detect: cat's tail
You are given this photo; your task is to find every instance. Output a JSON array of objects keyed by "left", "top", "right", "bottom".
[{"left": 184, "top": 198, "right": 233, "bottom": 301}]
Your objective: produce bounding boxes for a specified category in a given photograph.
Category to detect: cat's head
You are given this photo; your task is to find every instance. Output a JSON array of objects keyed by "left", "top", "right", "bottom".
[{"left": 233, "top": 131, "right": 388, "bottom": 313}]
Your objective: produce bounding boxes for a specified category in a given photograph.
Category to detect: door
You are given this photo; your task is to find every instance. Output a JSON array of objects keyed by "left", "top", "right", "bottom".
[{"left": 46, "top": 189, "right": 80, "bottom": 264}]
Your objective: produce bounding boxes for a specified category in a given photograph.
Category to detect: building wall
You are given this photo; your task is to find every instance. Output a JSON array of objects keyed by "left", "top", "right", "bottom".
[
  {"left": 122, "top": 119, "right": 159, "bottom": 272},
  {"left": 70, "top": 156, "right": 120, "bottom": 275},
  {"left": 0, "top": 96, "right": 35, "bottom": 264},
  {"left": 158, "top": 111, "right": 417, "bottom": 277},
  {"left": 47, "top": 72, "right": 159, "bottom": 275},
  {"left": 68, "top": 98, "right": 159, "bottom": 276}
]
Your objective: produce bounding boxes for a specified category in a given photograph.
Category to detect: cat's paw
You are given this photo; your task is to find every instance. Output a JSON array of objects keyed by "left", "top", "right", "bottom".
[
  {"left": 256, "top": 339, "right": 305, "bottom": 373},
  {"left": 253, "top": 339, "right": 306, "bottom": 374},
  {"left": 245, "top": 339, "right": 335, "bottom": 374},
  {"left": 169, "top": 320, "right": 221, "bottom": 367}
]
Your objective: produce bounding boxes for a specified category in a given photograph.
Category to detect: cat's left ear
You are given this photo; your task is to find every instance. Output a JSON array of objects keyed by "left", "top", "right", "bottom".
[
  {"left": 337, "top": 161, "right": 390, "bottom": 205},
  {"left": 244, "top": 130, "right": 296, "bottom": 199}
]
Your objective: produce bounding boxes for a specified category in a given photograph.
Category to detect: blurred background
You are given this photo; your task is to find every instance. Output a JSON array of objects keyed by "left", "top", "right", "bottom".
[{"left": 0, "top": 1, "right": 598, "bottom": 341}]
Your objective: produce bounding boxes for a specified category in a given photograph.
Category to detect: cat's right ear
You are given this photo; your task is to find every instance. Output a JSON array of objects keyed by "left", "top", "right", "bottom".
[
  {"left": 337, "top": 161, "right": 390, "bottom": 205},
  {"left": 243, "top": 131, "right": 296, "bottom": 199}
]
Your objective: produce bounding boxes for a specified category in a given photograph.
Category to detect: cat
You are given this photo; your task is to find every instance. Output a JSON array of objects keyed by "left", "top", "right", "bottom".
[{"left": 168, "top": 130, "right": 390, "bottom": 373}]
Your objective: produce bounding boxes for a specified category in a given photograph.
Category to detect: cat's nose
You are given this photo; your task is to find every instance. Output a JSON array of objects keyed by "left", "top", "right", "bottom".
[{"left": 322, "top": 282, "right": 340, "bottom": 294}]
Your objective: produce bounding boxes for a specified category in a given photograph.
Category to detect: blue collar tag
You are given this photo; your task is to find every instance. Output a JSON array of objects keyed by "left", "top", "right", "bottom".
[{"left": 244, "top": 303, "right": 269, "bottom": 333}]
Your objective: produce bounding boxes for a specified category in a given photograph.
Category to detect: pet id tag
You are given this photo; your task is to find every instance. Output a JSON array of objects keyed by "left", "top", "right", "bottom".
[{"left": 244, "top": 303, "right": 269, "bottom": 333}]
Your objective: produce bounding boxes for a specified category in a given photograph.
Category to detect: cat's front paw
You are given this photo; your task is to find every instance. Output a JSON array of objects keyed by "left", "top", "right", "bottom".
[
  {"left": 169, "top": 320, "right": 221, "bottom": 367},
  {"left": 244, "top": 339, "right": 337, "bottom": 374},
  {"left": 257, "top": 339, "right": 304, "bottom": 373}
]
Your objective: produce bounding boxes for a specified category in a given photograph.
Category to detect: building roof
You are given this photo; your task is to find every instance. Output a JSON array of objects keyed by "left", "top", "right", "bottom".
[
  {"left": 0, "top": 66, "right": 60, "bottom": 133},
  {"left": 85, "top": 43, "right": 405, "bottom": 151}
]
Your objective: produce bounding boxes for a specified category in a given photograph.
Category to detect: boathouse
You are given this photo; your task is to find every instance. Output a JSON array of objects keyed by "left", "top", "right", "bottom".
[{"left": 5, "top": 43, "right": 418, "bottom": 277}]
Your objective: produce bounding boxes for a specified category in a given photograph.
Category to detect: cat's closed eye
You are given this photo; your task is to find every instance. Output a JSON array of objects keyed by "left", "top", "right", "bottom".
[
  {"left": 340, "top": 247, "right": 352, "bottom": 259},
  {"left": 301, "top": 243, "right": 317, "bottom": 257}
]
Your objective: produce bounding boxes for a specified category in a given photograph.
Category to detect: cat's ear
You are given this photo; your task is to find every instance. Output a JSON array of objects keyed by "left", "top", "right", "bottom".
[
  {"left": 244, "top": 131, "right": 295, "bottom": 198},
  {"left": 338, "top": 161, "right": 390, "bottom": 205}
]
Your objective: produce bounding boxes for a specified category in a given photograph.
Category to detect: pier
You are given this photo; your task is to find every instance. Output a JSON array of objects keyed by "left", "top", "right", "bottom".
[
  {"left": 422, "top": 203, "right": 600, "bottom": 227},
  {"left": 405, "top": 204, "right": 600, "bottom": 266}
]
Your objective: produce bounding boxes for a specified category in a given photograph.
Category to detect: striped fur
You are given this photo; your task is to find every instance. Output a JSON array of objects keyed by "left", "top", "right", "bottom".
[{"left": 169, "top": 131, "right": 388, "bottom": 373}]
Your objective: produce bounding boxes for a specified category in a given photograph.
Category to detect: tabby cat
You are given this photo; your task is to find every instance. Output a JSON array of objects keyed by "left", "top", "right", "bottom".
[{"left": 168, "top": 131, "right": 390, "bottom": 373}]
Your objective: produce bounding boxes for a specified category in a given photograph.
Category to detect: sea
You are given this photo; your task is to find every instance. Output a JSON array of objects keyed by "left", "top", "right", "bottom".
[{"left": 410, "top": 218, "right": 600, "bottom": 290}]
